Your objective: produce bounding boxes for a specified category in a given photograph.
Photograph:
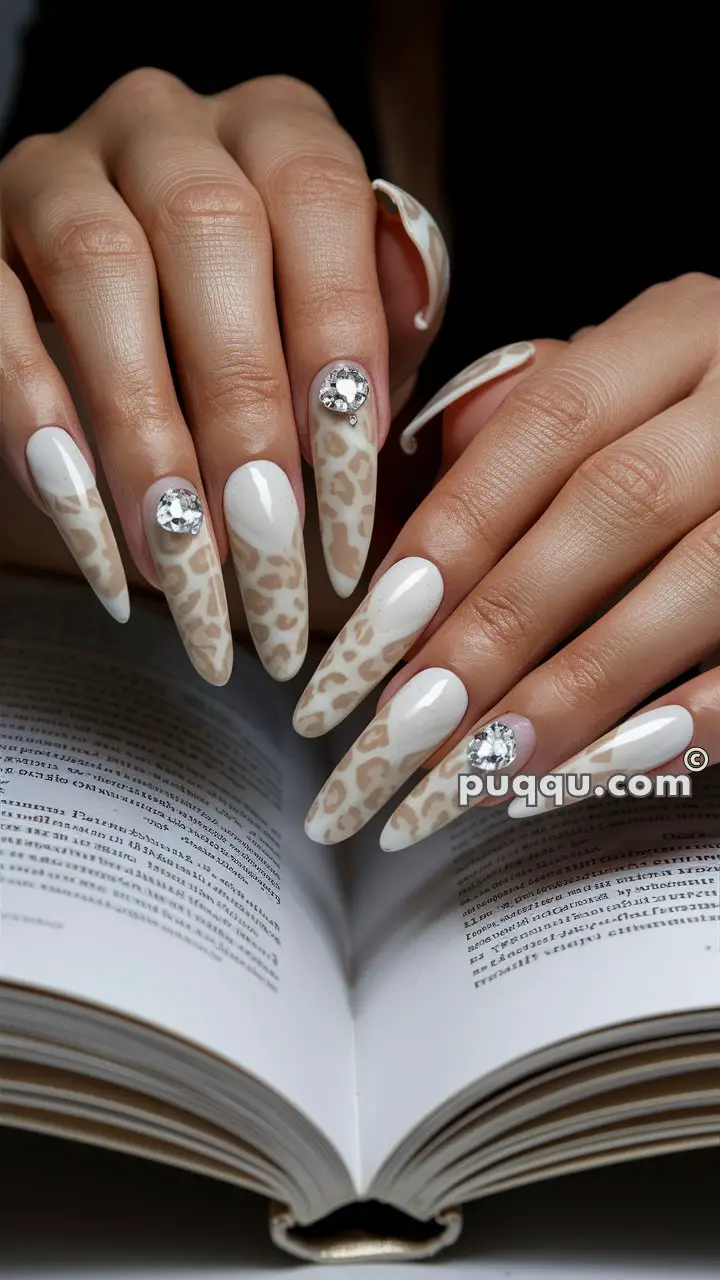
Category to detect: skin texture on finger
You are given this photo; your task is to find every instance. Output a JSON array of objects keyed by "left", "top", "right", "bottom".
[
  {"left": 217, "top": 78, "right": 387, "bottom": 596},
  {"left": 2, "top": 134, "right": 200, "bottom": 585},
  {"left": 377, "top": 386, "right": 720, "bottom": 735},
  {"left": 91, "top": 74, "right": 304, "bottom": 549}
]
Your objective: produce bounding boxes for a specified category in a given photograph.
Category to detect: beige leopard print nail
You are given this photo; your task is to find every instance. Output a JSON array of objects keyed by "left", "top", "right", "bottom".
[
  {"left": 293, "top": 557, "right": 444, "bottom": 739},
  {"left": 381, "top": 713, "right": 536, "bottom": 851},
  {"left": 305, "top": 668, "right": 468, "bottom": 846},
  {"left": 309, "top": 362, "right": 378, "bottom": 598},
  {"left": 224, "top": 461, "right": 308, "bottom": 682},
  {"left": 508, "top": 705, "right": 694, "bottom": 820},
  {"left": 144, "top": 479, "right": 233, "bottom": 687},
  {"left": 372, "top": 179, "right": 450, "bottom": 335},
  {"left": 25, "top": 427, "right": 129, "bottom": 622},
  {"left": 399, "top": 342, "right": 536, "bottom": 455}
]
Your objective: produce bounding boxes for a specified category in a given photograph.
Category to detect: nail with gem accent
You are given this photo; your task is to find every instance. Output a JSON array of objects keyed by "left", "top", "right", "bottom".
[
  {"left": 399, "top": 343, "right": 535, "bottom": 455},
  {"left": 25, "top": 427, "right": 129, "bottom": 623},
  {"left": 372, "top": 179, "right": 450, "bottom": 335},
  {"left": 380, "top": 713, "right": 536, "bottom": 851},
  {"left": 143, "top": 477, "right": 233, "bottom": 687},
  {"left": 293, "top": 557, "right": 444, "bottom": 739},
  {"left": 305, "top": 668, "right": 468, "bottom": 846},
  {"left": 224, "top": 461, "right": 308, "bottom": 682},
  {"left": 507, "top": 705, "right": 694, "bottom": 820},
  {"left": 309, "top": 360, "right": 377, "bottom": 598}
]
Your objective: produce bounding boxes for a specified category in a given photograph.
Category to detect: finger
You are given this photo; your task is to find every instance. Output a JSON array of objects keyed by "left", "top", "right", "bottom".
[
  {"left": 219, "top": 77, "right": 386, "bottom": 598},
  {"left": 365, "top": 272, "right": 720, "bottom": 645},
  {"left": 2, "top": 129, "right": 232, "bottom": 685},
  {"left": 439, "top": 340, "right": 566, "bottom": 472},
  {"left": 0, "top": 258, "right": 129, "bottom": 622},
  {"left": 380, "top": 507, "right": 720, "bottom": 847},
  {"left": 378, "top": 384, "right": 720, "bottom": 732},
  {"left": 92, "top": 72, "right": 307, "bottom": 679}
]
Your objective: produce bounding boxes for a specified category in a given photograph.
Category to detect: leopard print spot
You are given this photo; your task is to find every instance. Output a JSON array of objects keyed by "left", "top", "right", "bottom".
[
  {"left": 327, "top": 522, "right": 361, "bottom": 579},
  {"left": 381, "top": 639, "right": 410, "bottom": 665},
  {"left": 296, "top": 712, "right": 326, "bottom": 737},
  {"left": 244, "top": 589, "right": 273, "bottom": 616},
  {"left": 257, "top": 573, "right": 284, "bottom": 590},
  {"left": 251, "top": 623, "right": 270, "bottom": 643},
  {"left": 325, "top": 431, "right": 349, "bottom": 458},
  {"left": 329, "top": 473, "right": 356, "bottom": 506},
  {"left": 323, "top": 779, "right": 347, "bottom": 814},
  {"left": 189, "top": 546, "right": 212, "bottom": 574},
  {"left": 354, "top": 619, "right": 374, "bottom": 645},
  {"left": 276, "top": 613, "right": 298, "bottom": 631},
  {"left": 390, "top": 802, "right": 419, "bottom": 836},
  {"left": 357, "top": 722, "right": 390, "bottom": 751},
  {"left": 357, "top": 658, "right": 384, "bottom": 682},
  {"left": 357, "top": 757, "right": 392, "bottom": 791},
  {"left": 331, "top": 692, "right": 358, "bottom": 711}
]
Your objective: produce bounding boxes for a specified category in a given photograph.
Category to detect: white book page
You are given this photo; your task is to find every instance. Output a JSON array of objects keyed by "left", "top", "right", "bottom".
[
  {"left": 351, "top": 769, "right": 720, "bottom": 1186},
  {"left": 0, "top": 579, "right": 357, "bottom": 1173}
]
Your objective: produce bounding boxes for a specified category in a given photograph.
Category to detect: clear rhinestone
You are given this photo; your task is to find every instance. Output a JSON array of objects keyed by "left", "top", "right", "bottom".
[
  {"left": 319, "top": 366, "right": 369, "bottom": 419},
  {"left": 155, "top": 487, "right": 204, "bottom": 535},
  {"left": 467, "top": 721, "right": 517, "bottom": 772}
]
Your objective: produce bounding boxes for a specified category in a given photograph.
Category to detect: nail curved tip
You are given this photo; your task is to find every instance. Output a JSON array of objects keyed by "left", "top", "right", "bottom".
[
  {"left": 379, "top": 825, "right": 408, "bottom": 853},
  {"left": 102, "top": 591, "right": 131, "bottom": 624}
]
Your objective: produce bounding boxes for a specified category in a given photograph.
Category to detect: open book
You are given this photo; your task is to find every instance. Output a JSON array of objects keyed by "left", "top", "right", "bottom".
[{"left": 1, "top": 574, "right": 719, "bottom": 1263}]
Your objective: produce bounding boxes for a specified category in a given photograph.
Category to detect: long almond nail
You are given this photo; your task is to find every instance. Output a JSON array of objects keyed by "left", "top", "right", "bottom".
[
  {"left": 399, "top": 342, "right": 535, "bottom": 455},
  {"left": 25, "top": 427, "right": 129, "bottom": 623},
  {"left": 305, "top": 668, "right": 468, "bottom": 845},
  {"left": 309, "top": 361, "right": 377, "bottom": 598},
  {"left": 293, "top": 556, "right": 444, "bottom": 738},
  {"left": 372, "top": 179, "right": 450, "bottom": 334},
  {"left": 381, "top": 714, "right": 536, "bottom": 851},
  {"left": 144, "top": 478, "right": 233, "bottom": 686},
  {"left": 224, "top": 460, "right": 308, "bottom": 681},
  {"left": 508, "top": 705, "right": 694, "bottom": 820}
]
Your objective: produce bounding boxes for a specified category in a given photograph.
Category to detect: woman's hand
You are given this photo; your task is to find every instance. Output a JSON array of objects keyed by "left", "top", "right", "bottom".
[
  {"left": 296, "top": 274, "right": 720, "bottom": 846},
  {"left": 0, "top": 69, "right": 448, "bottom": 684}
]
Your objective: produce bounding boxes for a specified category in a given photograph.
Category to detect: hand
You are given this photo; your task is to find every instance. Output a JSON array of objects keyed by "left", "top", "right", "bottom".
[
  {"left": 0, "top": 70, "right": 448, "bottom": 683},
  {"left": 295, "top": 274, "right": 720, "bottom": 846}
]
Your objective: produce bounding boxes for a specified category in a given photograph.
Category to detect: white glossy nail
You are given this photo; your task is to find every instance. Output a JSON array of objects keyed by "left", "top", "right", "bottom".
[
  {"left": 508, "top": 705, "right": 695, "bottom": 820},
  {"left": 399, "top": 342, "right": 535, "bottom": 455},
  {"left": 381, "top": 713, "right": 536, "bottom": 851},
  {"left": 372, "top": 179, "right": 450, "bottom": 333},
  {"left": 305, "top": 668, "right": 468, "bottom": 845},
  {"left": 143, "top": 477, "right": 233, "bottom": 687},
  {"left": 309, "top": 361, "right": 377, "bottom": 598},
  {"left": 25, "top": 427, "right": 129, "bottom": 623},
  {"left": 224, "top": 461, "right": 308, "bottom": 681},
  {"left": 293, "top": 557, "right": 444, "bottom": 738}
]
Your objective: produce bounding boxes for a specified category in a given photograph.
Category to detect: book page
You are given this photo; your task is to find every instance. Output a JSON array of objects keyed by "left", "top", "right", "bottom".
[
  {"left": 0, "top": 577, "right": 357, "bottom": 1175},
  {"left": 351, "top": 768, "right": 720, "bottom": 1186}
]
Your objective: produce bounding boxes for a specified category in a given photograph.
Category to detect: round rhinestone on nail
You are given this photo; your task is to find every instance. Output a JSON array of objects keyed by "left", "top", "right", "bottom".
[
  {"left": 467, "top": 721, "right": 517, "bottom": 772},
  {"left": 318, "top": 366, "right": 369, "bottom": 423},
  {"left": 155, "top": 487, "right": 204, "bottom": 535}
]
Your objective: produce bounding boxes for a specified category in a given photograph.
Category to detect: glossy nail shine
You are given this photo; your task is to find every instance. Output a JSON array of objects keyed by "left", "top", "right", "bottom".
[
  {"left": 224, "top": 461, "right": 308, "bottom": 681},
  {"left": 26, "top": 426, "right": 129, "bottom": 623}
]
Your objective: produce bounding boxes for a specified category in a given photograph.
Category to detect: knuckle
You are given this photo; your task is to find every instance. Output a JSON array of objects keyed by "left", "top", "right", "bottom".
[
  {"left": 113, "top": 373, "right": 178, "bottom": 433},
  {"left": 240, "top": 74, "right": 331, "bottom": 114},
  {"left": 104, "top": 66, "right": 184, "bottom": 109},
  {"left": 2, "top": 132, "right": 56, "bottom": 174},
  {"left": 203, "top": 351, "right": 286, "bottom": 421},
  {"left": 574, "top": 445, "right": 675, "bottom": 528},
  {"left": 267, "top": 153, "right": 371, "bottom": 217},
  {"left": 549, "top": 642, "right": 617, "bottom": 713},
  {"left": 464, "top": 584, "right": 540, "bottom": 653},
  {"left": 44, "top": 213, "right": 149, "bottom": 279},
  {"left": 433, "top": 484, "right": 497, "bottom": 559},
  {"left": 508, "top": 372, "right": 602, "bottom": 453},
  {"left": 160, "top": 177, "right": 266, "bottom": 235},
  {"left": 682, "top": 519, "right": 720, "bottom": 583},
  {"left": 289, "top": 285, "right": 379, "bottom": 348}
]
